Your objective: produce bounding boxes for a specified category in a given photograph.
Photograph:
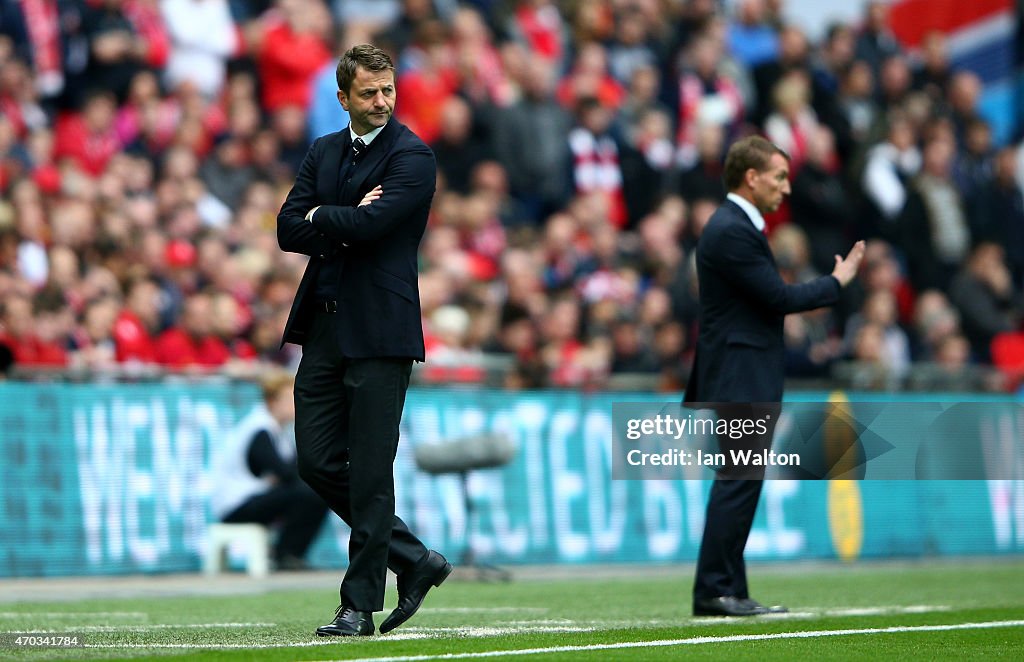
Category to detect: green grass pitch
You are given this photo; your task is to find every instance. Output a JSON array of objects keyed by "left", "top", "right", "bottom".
[{"left": 2, "top": 559, "right": 1023, "bottom": 661}]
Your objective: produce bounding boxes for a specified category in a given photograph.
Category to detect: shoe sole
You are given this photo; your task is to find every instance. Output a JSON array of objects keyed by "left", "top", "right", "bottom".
[
  {"left": 693, "top": 608, "right": 766, "bottom": 616},
  {"left": 378, "top": 561, "right": 453, "bottom": 634},
  {"left": 315, "top": 627, "right": 375, "bottom": 637}
]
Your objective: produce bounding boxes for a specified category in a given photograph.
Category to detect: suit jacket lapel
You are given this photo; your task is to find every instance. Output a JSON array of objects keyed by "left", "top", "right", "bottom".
[
  {"left": 346, "top": 121, "right": 400, "bottom": 200},
  {"left": 321, "top": 132, "right": 347, "bottom": 204},
  {"left": 725, "top": 198, "right": 770, "bottom": 248}
]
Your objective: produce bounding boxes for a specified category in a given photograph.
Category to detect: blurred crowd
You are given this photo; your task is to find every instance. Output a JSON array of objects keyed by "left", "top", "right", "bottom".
[{"left": 0, "top": 0, "right": 1022, "bottom": 391}]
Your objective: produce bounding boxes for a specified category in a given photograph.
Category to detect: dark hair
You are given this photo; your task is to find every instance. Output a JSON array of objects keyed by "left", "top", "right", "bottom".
[
  {"left": 336, "top": 44, "right": 395, "bottom": 95},
  {"left": 500, "top": 303, "right": 531, "bottom": 327},
  {"left": 722, "top": 136, "right": 789, "bottom": 191}
]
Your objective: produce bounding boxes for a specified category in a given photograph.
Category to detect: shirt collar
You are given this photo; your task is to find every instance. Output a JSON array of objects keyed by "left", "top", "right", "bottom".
[
  {"left": 726, "top": 192, "right": 766, "bottom": 232},
  {"left": 350, "top": 122, "right": 385, "bottom": 146}
]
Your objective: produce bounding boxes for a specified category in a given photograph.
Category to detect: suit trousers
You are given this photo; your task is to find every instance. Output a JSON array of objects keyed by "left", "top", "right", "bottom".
[
  {"left": 693, "top": 405, "right": 779, "bottom": 600},
  {"left": 294, "top": 310, "right": 427, "bottom": 611}
]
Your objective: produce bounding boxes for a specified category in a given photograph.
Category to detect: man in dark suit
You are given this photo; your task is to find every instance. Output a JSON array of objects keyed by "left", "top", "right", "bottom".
[
  {"left": 684, "top": 136, "right": 864, "bottom": 616},
  {"left": 276, "top": 44, "right": 452, "bottom": 637}
]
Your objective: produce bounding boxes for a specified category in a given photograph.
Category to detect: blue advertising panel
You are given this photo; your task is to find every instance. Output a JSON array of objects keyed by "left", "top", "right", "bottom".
[{"left": 1, "top": 384, "right": 1021, "bottom": 577}]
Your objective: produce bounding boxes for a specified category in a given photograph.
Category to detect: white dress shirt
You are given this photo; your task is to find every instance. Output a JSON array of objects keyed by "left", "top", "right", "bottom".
[
  {"left": 726, "top": 192, "right": 766, "bottom": 233},
  {"left": 306, "top": 123, "right": 386, "bottom": 222}
]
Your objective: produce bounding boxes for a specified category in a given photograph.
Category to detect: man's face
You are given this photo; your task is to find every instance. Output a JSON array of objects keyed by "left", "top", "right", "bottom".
[
  {"left": 749, "top": 153, "right": 791, "bottom": 213},
  {"left": 338, "top": 66, "right": 396, "bottom": 135}
]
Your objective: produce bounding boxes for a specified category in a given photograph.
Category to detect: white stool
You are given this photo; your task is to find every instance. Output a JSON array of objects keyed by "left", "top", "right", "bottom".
[{"left": 203, "top": 524, "right": 271, "bottom": 578}]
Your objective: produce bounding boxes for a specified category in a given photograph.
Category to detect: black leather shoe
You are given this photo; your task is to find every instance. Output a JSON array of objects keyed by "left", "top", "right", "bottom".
[
  {"left": 693, "top": 596, "right": 768, "bottom": 616},
  {"left": 379, "top": 550, "right": 453, "bottom": 634},
  {"left": 315, "top": 605, "right": 374, "bottom": 637},
  {"left": 742, "top": 598, "right": 788, "bottom": 614}
]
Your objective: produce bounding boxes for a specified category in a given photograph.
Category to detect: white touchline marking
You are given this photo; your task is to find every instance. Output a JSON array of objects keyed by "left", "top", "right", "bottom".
[
  {"left": 85, "top": 634, "right": 433, "bottom": 649},
  {"left": 76, "top": 619, "right": 1024, "bottom": 653},
  {"left": 10, "top": 604, "right": 961, "bottom": 645},
  {"left": 0, "top": 612, "right": 149, "bottom": 619},
  {"left": 5, "top": 623, "right": 277, "bottom": 633},
  {"left": 418, "top": 608, "right": 549, "bottom": 614},
  {"left": 822, "top": 606, "right": 953, "bottom": 617},
  {"left": 688, "top": 604, "right": 953, "bottom": 624},
  {"left": 311, "top": 620, "right": 1024, "bottom": 662},
  {"left": 398, "top": 627, "right": 596, "bottom": 637}
]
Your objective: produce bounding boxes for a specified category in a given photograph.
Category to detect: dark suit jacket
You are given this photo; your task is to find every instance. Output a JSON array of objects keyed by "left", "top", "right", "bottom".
[
  {"left": 684, "top": 199, "right": 840, "bottom": 404},
  {"left": 277, "top": 120, "right": 435, "bottom": 360}
]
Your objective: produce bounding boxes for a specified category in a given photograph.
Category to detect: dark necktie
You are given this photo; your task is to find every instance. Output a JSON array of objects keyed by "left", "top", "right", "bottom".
[
  {"left": 351, "top": 137, "right": 365, "bottom": 163},
  {"left": 340, "top": 137, "right": 365, "bottom": 189}
]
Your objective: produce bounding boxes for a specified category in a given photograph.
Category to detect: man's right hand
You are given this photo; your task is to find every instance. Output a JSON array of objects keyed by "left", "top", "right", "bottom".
[
  {"left": 832, "top": 240, "right": 866, "bottom": 287},
  {"left": 359, "top": 185, "right": 382, "bottom": 207}
]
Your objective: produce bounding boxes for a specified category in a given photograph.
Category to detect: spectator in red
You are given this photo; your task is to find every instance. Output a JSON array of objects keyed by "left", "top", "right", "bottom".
[
  {"left": 450, "top": 6, "right": 511, "bottom": 107},
  {"left": 210, "top": 290, "right": 257, "bottom": 360},
  {"left": 54, "top": 89, "right": 121, "bottom": 177},
  {"left": 509, "top": 0, "right": 565, "bottom": 65},
  {"left": 568, "top": 97, "right": 628, "bottom": 228},
  {"left": 675, "top": 35, "right": 744, "bottom": 169},
  {"left": 764, "top": 71, "right": 820, "bottom": 173},
  {"left": 123, "top": 0, "right": 170, "bottom": 70},
  {"left": 81, "top": 0, "right": 161, "bottom": 103},
  {"left": 540, "top": 295, "right": 585, "bottom": 386},
  {"left": 454, "top": 192, "right": 506, "bottom": 281},
  {"left": 115, "top": 70, "right": 179, "bottom": 151},
  {"left": 856, "top": 239, "right": 917, "bottom": 325},
  {"left": 0, "top": 57, "right": 46, "bottom": 141},
  {"left": 556, "top": 41, "right": 625, "bottom": 112},
  {"left": 71, "top": 294, "right": 120, "bottom": 369},
  {"left": 395, "top": 21, "right": 459, "bottom": 146},
  {"left": 1, "top": 0, "right": 64, "bottom": 100},
  {"left": 483, "top": 303, "right": 543, "bottom": 385},
  {"left": 256, "top": 0, "right": 332, "bottom": 113},
  {"left": 0, "top": 293, "right": 68, "bottom": 367},
  {"left": 154, "top": 291, "right": 230, "bottom": 368},
  {"left": 540, "top": 295, "right": 610, "bottom": 387},
  {"left": 114, "top": 276, "right": 161, "bottom": 363}
]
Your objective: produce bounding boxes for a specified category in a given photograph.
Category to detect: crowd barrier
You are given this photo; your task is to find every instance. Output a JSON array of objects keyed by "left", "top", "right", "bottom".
[{"left": 1, "top": 382, "right": 1021, "bottom": 577}]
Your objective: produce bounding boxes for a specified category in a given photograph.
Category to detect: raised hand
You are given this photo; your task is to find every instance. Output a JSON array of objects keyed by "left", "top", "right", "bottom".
[{"left": 832, "top": 240, "right": 866, "bottom": 287}]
